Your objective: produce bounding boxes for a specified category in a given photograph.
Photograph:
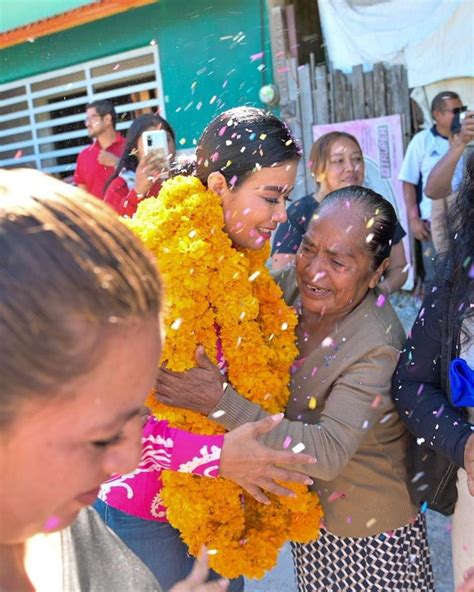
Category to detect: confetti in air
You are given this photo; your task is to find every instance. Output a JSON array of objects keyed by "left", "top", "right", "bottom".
[
  {"left": 14, "top": 150, "right": 23, "bottom": 159},
  {"left": 283, "top": 436, "right": 292, "bottom": 449},
  {"left": 248, "top": 271, "right": 261, "bottom": 282},
  {"left": 308, "top": 397, "right": 317, "bottom": 410},
  {"left": 375, "top": 294, "right": 386, "bottom": 308},
  {"left": 328, "top": 491, "right": 345, "bottom": 503},
  {"left": 292, "top": 442, "right": 306, "bottom": 454},
  {"left": 170, "top": 318, "right": 182, "bottom": 330},
  {"left": 43, "top": 516, "right": 60, "bottom": 531}
]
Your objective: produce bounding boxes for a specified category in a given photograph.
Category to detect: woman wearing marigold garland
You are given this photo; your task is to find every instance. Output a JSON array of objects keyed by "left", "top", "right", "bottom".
[
  {"left": 94, "top": 107, "right": 321, "bottom": 590},
  {"left": 157, "top": 187, "right": 435, "bottom": 591}
]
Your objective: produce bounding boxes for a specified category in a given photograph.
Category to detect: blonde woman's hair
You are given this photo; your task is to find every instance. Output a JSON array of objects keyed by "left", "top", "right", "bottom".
[{"left": 0, "top": 169, "right": 162, "bottom": 426}]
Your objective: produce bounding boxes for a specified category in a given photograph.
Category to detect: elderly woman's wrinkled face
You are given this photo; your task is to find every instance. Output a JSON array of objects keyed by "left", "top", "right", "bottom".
[
  {"left": 296, "top": 204, "right": 384, "bottom": 320},
  {"left": 0, "top": 321, "right": 161, "bottom": 544}
]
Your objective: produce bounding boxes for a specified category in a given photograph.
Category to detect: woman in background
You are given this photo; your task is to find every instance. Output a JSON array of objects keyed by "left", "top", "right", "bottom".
[
  {"left": 272, "top": 131, "right": 408, "bottom": 294},
  {"left": 392, "top": 153, "right": 474, "bottom": 588},
  {"left": 104, "top": 113, "right": 176, "bottom": 216}
]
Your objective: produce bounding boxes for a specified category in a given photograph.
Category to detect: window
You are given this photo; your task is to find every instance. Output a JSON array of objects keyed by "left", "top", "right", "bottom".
[{"left": 0, "top": 46, "right": 165, "bottom": 179}]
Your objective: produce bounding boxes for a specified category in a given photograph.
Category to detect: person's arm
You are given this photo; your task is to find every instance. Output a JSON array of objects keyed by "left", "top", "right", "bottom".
[
  {"left": 143, "top": 416, "right": 316, "bottom": 503},
  {"left": 402, "top": 181, "right": 430, "bottom": 241},
  {"left": 391, "top": 289, "right": 472, "bottom": 469},
  {"left": 73, "top": 153, "right": 87, "bottom": 192},
  {"left": 103, "top": 177, "right": 130, "bottom": 214},
  {"left": 425, "top": 111, "right": 474, "bottom": 200},
  {"left": 156, "top": 345, "right": 400, "bottom": 481},
  {"left": 424, "top": 143, "right": 465, "bottom": 200},
  {"left": 379, "top": 241, "right": 408, "bottom": 294}
]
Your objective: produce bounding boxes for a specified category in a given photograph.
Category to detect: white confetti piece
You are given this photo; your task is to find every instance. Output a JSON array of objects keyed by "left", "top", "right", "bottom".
[
  {"left": 170, "top": 318, "right": 182, "bottom": 330},
  {"left": 292, "top": 442, "right": 306, "bottom": 454}
]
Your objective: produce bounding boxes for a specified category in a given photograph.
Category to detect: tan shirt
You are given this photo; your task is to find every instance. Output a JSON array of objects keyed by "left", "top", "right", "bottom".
[{"left": 211, "top": 267, "right": 417, "bottom": 538}]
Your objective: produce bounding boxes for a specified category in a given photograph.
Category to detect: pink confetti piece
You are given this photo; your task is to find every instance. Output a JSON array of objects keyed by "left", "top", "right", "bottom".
[
  {"left": 43, "top": 516, "right": 60, "bottom": 531},
  {"left": 375, "top": 294, "right": 386, "bottom": 308},
  {"left": 321, "top": 336, "right": 334, "bottom": 348},
  {"left": 283, "top": 436, "right": 292, "bottom": 449},
  {"left": 311, "top": 366, "right": 318, "bottom": 377},
  {"left": 250, "top": 51, "right": 265, "bottom": 62},
  {"left": 371, "top": 394, "right": 382, "bottom": 408},
  {"left": 218, "top": 126, "right": 227, "bottom": 137},
  {"left": 328, "top": 491, "right": 346, "bottom": 503},
  {"left": 14, "top": 150, "right": 23, "bottom": 159},
  {"left": 112, "top": 63, "right": 120, "bottom": 71}
]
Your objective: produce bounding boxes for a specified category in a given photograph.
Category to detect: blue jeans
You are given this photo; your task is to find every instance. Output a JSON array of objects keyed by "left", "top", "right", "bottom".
[{"left": 94, "top": 499, "right": 244, "bottom": 591}]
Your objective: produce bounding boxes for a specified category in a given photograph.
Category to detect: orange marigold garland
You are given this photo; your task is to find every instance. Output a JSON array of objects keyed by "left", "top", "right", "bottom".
[{"left": 126, "top": 175, "right": 322, "bottom": 579}]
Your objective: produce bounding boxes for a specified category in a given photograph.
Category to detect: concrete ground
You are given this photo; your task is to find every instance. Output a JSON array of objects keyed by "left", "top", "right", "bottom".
[{"left": 245, "top": 293, "right": 454, "bottom": 591}]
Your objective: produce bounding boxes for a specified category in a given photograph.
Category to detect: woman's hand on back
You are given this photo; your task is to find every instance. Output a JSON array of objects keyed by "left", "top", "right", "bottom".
[
  {"left": 220, "top": 414, "right": 315, "bottom": 503},
  {"left": 169, "top": 548, "right": 228, "bottom": 591},
  {"left": 155, "top": 347, "right": 225, "bottom": 414}
]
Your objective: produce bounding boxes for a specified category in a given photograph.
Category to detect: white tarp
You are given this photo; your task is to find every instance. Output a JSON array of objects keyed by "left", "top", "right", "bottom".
[{"left": 318, "top": 0, "right": 474, "bottom": 87}]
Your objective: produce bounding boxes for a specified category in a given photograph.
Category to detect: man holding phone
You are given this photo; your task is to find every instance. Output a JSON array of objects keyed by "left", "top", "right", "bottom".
[
  {"left": 425, "top": 108, "right": 474, "bottom": 200},
  {"left": 398, "top": 91, "right": 466, "bottom": 286}
]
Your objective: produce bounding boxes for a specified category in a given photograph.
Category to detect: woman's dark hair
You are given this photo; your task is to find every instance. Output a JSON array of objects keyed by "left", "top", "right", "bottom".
[
  {"left": 193, "top": 106, "right": 301, "bottom": 189},
  {"left": 317, "top": 185, "right": 397, "bottom": 269},
  {"left": 436, "top": 150, "right": 474, "bottom": 341},
  {"left": 105, "top": 113, "right": 175, "bottom": 191},
  {"left": 309, "top": 131, "right": 363, "bottom": 186}
]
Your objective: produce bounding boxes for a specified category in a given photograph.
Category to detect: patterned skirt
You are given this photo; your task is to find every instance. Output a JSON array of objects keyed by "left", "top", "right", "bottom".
[{"left": 291, "top": 513, "right": 434, "bottom": 591}]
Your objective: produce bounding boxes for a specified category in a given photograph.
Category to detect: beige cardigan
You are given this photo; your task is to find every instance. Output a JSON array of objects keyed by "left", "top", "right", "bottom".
[{"left": 210, "top": 266, "right": 417, "bottom": 538}]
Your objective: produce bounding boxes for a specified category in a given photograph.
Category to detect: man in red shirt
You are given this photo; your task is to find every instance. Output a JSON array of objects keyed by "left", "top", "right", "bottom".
[{"left": 74, "top": 100, "right": 126, "bottom": 199}]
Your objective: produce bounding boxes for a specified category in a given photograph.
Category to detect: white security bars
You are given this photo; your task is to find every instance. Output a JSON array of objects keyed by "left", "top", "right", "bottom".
[{"left": 0, "top": 46, "right": 165, "bottom": 178}]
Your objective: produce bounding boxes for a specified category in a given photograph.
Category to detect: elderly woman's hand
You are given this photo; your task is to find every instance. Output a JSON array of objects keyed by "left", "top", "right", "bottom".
[
  {"left": 220, "top": 414, "right": 315, "bottom": 503},
  {"left": 155, "top": 347, "right": 225, "bottom": 415}
]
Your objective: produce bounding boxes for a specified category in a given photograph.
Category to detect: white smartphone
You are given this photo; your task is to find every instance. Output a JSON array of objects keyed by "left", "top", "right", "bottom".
[{"left": 142, "top": 129, "right": 169, "bottom": 160}]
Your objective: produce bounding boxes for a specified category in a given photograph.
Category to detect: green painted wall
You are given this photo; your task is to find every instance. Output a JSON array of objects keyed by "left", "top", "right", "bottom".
[{"left": 1, "top": 0, "right": 273, "bottom": 146}]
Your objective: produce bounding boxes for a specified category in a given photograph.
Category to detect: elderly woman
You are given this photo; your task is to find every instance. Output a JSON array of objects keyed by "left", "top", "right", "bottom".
[
  {"left": 271, "top": 131, "right": 408, "bottom": 294},
  {"left": 156, "top": 186, "right": 434, "bottom": 591},
  {"left": 0, "top": 169, "right": 317, "bottom": 592}
]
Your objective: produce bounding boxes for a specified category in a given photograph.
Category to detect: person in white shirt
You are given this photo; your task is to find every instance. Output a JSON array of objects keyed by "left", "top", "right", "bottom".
[{"left": 398, "top": 91, "right": 465, "bottom": 286}]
